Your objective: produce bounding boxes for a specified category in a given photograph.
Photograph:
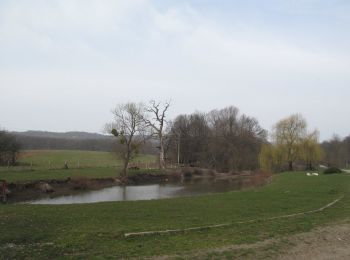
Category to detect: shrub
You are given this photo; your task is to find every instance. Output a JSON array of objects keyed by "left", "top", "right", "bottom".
[
  {"left": 323, "top": 167, "right": 342, "bottom": 174},
  {"left": 70, "top": 177, "right": 91, "bottom": 190},
  {"left": 0, "top": 131, "right": 21, "bottom": 166}
]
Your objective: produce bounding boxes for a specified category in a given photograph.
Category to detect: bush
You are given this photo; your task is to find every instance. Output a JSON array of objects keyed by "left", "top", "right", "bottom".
[
  {"left": 0, "top": 131, "right": 21, "bottom": 166},
  {"left": 70, "top": 177, "right": 91, "bottom": 190},
  {"left": 323, "top": 167, "right": 342, "bottom": 174}
]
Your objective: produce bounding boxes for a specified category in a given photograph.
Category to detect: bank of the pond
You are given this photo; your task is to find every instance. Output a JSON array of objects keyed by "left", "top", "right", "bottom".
[
  {"left": 3, "top": 171, "right": 175, "bottom": 203},
  {"left": 4, "top": 170, "right": 270, "bottom": 203},
  {"left": 0, "top": 171, "right": 349, "bottom": 259}
]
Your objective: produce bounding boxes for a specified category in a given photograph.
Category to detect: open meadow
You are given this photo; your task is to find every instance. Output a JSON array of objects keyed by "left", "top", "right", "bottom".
[
  {"left": 0, "top": 150, "right": 157, "bottom": 182},
  {"left": 1, "top": 164, "right": 349, "bottom": 258}
]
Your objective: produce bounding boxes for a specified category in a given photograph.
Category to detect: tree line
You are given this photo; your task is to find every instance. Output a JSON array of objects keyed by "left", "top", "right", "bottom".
[
  {"left": 107, "top": 102, "right": 349, "bottom": 176},
  {"left": 165, "top": 106, "right": 267, "bottom": 172},
  {"left": 107, "top": 102, "right": 267, "bottom": 175},
  {"left": 322, "top": 135, "right": 350, "bottom": 168},
  {"left": 2, "top": 102, "right": 348, "bottom": 174}
]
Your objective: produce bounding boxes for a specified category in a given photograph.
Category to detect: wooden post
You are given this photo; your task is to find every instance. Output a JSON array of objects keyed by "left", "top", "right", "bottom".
[
  {"left": 177, "top": 134, "right": 180, "bottom": 167},
  {"left": 49, "top": 161, "right": 51, "bottom": 170},
  {"left": 30, "top": 161, "right": 33, "bottom": 170},
  {"left": 77, "top": 160, "right": 80, "bottom": 168}
]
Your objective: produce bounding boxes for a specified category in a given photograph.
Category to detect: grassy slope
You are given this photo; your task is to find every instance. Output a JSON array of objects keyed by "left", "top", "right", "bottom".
[
  {"left": 0, "top": 171, "right": 349, "bottom": 258},
  {"left": 0, "top": 150, "right": 157, "bottom": 182}
]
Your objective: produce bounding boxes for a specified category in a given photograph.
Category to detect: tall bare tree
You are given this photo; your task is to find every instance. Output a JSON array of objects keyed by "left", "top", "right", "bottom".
[
  {"left": 143, "top": 100, "right": 170, "bottom": 170},
  {"left": 107, "top": 103, "right": 148, "bottom": 177}
]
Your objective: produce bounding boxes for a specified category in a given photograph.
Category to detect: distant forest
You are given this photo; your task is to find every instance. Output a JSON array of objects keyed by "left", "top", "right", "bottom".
[{"left": 5, "top": 124, "right": 350, "bottom": 171}]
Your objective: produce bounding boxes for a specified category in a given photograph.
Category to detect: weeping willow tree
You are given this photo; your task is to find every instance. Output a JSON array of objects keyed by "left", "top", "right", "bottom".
[
  {"left": 300, "top": 130, "right": 324, "bottom": 170},
  {"left": 259, "top": 114, "right": 324, "bottom": 172},
  {"left": 272, "top": 114, "right": 307, "bottom": 171}
]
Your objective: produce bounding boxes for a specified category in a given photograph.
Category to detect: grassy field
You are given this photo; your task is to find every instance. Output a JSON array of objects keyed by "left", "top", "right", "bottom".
[
  {"left": 0, "top": 171, "right": 349, "bottom": 258},
  {"left": 0, "top": 150, "right": 157, "bottom": 182}
]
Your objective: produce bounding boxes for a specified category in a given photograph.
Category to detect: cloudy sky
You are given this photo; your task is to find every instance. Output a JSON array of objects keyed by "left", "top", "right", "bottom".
[{"left": 1, "top": 0, "right": 349, "bottom": 140}]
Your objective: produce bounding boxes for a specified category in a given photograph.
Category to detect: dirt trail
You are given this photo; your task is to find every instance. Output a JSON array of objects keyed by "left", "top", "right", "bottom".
[
  {"left": 154, "top": 221, "right": 350, "bottom": 259},
  {"left": 276, "top": 222, "right": 350, "bottom": 260}
]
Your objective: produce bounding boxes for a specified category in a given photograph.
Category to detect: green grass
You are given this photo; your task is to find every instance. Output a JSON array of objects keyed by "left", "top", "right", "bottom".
[
  {"left": 0, "top": 150, "right": 157, "bottom": 182},
  {"left": 1, "top": 171, "right": 350, "bottom": 258},
  {"left": 17, "top": 150, "right": 156, "bottom": 169}
]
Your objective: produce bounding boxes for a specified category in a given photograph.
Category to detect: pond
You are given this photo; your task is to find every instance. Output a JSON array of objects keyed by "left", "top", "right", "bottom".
[{"left": 28, "top": 176, "right": 265, "bottom": 204}]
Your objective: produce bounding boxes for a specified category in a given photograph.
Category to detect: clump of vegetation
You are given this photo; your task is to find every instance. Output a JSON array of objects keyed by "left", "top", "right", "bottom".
[
  {"left": 182, "top": 168, "right": 193, "bottom": 178},
  {"left": 70, "top": 177, "right": 91, "bottom": 190},
  {"left": 0, "top": 130, "right": 21, "bottom": 166},
  {"left": 181, "top": 167, "right": 216, "bottom": 177},
  {"left": 322, "top": 135, "right": 350, "bottom": 169},
  {"left": 323, "top": 167, "right": 342, "bottom": 174}
]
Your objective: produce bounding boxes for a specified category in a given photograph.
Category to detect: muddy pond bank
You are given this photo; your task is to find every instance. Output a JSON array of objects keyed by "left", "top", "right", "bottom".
[{"left": 5, "top": 169, "right": 271, "bottom": 203}]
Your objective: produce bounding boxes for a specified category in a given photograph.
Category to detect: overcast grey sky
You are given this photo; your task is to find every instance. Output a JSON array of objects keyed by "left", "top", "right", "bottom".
[{"left": 1, "top": 0, "right": 349, "bottom": 140}]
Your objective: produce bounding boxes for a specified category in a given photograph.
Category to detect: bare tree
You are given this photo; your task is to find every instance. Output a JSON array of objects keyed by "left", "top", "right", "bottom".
[
  {"left": 143, "top": 100, "right": 170, "bottom": 170},
  {"left": 107, "top": 103, "right": 148, "bottom": 177},
  {"left": 322, "top": 135, "right": 348, "bottom": 167}
]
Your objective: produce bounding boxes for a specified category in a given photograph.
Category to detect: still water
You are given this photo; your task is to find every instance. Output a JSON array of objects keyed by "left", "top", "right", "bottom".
[{"left": 29, "top": 177, "right": 262, "bottom": 204}]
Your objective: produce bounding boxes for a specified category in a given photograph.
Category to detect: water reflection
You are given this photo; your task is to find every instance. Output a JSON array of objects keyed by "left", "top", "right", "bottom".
[{"left": 28, "top": 176, "right": 264, "bottom": 204}]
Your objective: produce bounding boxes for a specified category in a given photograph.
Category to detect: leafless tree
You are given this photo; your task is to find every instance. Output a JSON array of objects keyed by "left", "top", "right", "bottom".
[
  {"left": 142, "top": 100, "right": 170, "bottom": 170},
  {"left": 106, "top": 103, "right": 148, "bottom": 177},
  {"left": 322, "top": 134, "right": 349, "bottom": 168}
]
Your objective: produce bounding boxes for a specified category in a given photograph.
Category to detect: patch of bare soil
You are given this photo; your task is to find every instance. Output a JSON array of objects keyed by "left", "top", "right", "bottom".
[
  {"left": 276, "top": 222, "right": 350, "bottom": 260},
  {"left": 17, "top": 150, "right": 43, "bottom": 159},
  {"left": 154, "top": 221, "right": 350, "bottom": 260}
]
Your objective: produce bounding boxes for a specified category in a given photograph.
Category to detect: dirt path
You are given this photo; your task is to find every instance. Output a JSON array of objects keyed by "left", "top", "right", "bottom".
[
  {"left": 154, "top": 221, "right": 350, "bottom": 259},
  {"left": 276, "top": 222, "right": 350, "bottom": 260}
]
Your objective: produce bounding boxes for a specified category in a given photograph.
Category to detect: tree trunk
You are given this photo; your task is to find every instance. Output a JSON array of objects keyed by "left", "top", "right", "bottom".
[
  {"left": 306, "top": 161, "right": 312, "bottom": 171},
  {"left": 122, "top": 152, "right": 130, "bottom": 178},
  {"left": 11, "top": 152, "right": 16, "bottom": 166},
  {"left": 288, "top": 161, "right": 293, "bottom": 171},
  {"left": 159, "top": 135, "right": 165, "bottom": 170}
]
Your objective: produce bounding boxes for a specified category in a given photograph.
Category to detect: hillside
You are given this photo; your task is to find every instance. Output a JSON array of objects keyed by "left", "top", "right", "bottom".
[
  {"left": 12, "top": 130, "right": 110, "bottom": 140},
  {"left": 12, "top": 131, "right": 158, "bottom": 153}
]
